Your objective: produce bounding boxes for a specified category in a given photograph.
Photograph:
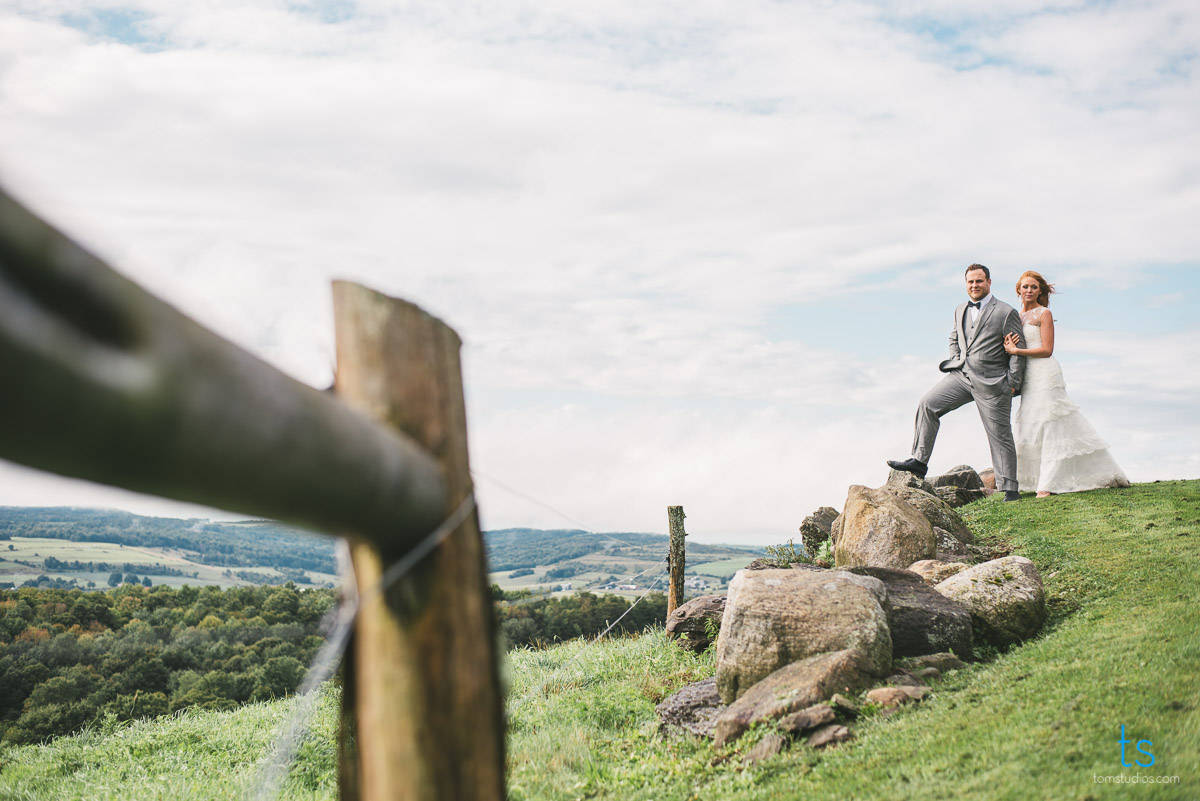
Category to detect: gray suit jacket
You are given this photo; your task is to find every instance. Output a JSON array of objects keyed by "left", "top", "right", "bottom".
[{"left": 939, "top": 298, "right": 1026, "bottom": 396}]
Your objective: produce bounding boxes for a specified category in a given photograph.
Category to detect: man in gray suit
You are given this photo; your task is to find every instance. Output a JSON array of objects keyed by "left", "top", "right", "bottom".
[{"left": 888, "top": 264, "right": 1027, "bottom": 501}]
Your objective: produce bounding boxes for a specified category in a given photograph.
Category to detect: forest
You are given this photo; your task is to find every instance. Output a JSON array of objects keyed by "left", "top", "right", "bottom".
[{"left": 1, "top": 582, "right": 667, "bottom": 745}]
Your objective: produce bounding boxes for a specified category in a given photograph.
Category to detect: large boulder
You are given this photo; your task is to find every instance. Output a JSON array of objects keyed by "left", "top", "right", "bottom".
[
  {"left": 908, "top": 559, "right": 969, "bottom": 585},
  {"left": 933, "top": 526, "right": 971, "bottom": 561},
  {"left": 665, "top": 595, "right": 726, "bottom": 653},
  {"left": 656, "top": 677, "right": 725, "bottom": 739},
  {"left": 934, "top": 485, "right": 987, "bottom": 508},
  {"left": 712, "top": 649, "right": 874, "bottom": 746},
  {"left": 891, "top": 486, "right": 974, "bottom": 544},
  {"left": 934, "top": 556, "right": 1046, "bottom": 647},
  {"left": 798, "top": 506, "right": 840, "bottom": 555},
  {"left": 835, "top": 485, "right": 936, "bottom": 569},
  {"left": 846, "top": 567, "right": 973, "bottom": 659},
  {"left": 930, "top": 464, "right": 983, "bottom": 491},
  {"left": 885, "top": 469, "right": 937, "bottom": 496},
  {"left": 715, "top": 568, "right": 892, "bottom": 703}
]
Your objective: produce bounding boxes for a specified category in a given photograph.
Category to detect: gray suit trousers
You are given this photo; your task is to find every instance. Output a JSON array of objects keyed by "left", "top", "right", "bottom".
[{"left": 911, "top": 370, "right": 1018, "bottom": 492}]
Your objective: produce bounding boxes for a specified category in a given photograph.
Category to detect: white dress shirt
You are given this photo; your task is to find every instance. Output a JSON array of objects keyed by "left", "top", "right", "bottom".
[{"left": 967, "top": 293, "right": 993, "bottom": 327}]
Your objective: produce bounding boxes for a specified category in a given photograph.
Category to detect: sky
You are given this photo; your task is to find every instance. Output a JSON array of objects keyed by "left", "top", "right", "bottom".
[{"left": 0, "top": 0, "right": 1197, "bottom": 546}]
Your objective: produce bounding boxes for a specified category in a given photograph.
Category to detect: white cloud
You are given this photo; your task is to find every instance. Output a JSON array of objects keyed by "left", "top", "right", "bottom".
[{"left": 0, "top": 0, "right": 1196, "bottom": 543}]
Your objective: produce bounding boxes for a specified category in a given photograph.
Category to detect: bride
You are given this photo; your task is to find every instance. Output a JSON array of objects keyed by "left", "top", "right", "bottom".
[{"left": 1003, "top": 271, "right": 1130, "bottom": 497}]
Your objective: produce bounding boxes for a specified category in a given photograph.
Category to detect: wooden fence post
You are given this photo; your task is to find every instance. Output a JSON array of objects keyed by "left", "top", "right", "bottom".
[
  {"left": 333, "top": 282, "right": 505, "bottom": 801},
  {"left": 667, "top": 506, "right": 687, "bottom": 615}
]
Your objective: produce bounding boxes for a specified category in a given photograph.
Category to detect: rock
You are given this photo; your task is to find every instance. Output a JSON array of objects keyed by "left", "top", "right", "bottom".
[
  {"left": 979, "top": 467, "right": 996, "bottom": 490},
  {"left": 897, "top": 652, "right": 966, "bottom": 673},
  {"left": 908, "top": 559, "right": 969, "bottom": 585},
  {"left": 885, "top": 469, "right": 937, "bottom": 496},
  {"left": 934, "top": 526, "right": 971, "bottom": 560},
  {"left": 715, "top": 569, "right": 892, "bottom": 703},
  {"left": 866, "top": 687, "right": 914, "bottom": 708},
  {"left": 834, "top": 485, "right": 936, "bottom": 570},
  {"left": 665, "top": 595, "right": 726, "bottom": 653},
  {"left": 885, "top": 671, "right": 925, "bottom": 687},
  {"left": 930, "top": 465, "right": 984, "bottom": 490},
  {"left": 656, "top": 677, "right": 725, "bottom": 739},
  {"left": 845, "top": 566, "right": 973, "bottom": 660},
  {"left": 778, "top": 703, "right": 836, "bottom": 734},
  {"left": 807, "top": 724, "right": 853, "bottom": 749},
  {"left": 934, "top": 556, "right": 1047, "bottom": 647},
  {"left": 829, "top": 693, "right": 860, "bottom": 718},
  {"left": 891, "top": 487, "right": 974, "bottom": 544},
  {"left": 935, "top": 485, "right": 988, "bottom": 508},
  {"left": 799, "top": 506, "right": 840, "bottom": 555},
  {"left": 747, "top": 558, "right": 824, "bottom": 571},
  {"left": 742, "top": 733, "right": 787, "bottom": 763},
  {"left": 830, "top": 513, "right": 844, "bottom": 544},
  {"left": 917, "top": 667, "right": 942, "bottom": 680},
  {"left": 712, "top": 649, "right": 875, "bottom": 746}
]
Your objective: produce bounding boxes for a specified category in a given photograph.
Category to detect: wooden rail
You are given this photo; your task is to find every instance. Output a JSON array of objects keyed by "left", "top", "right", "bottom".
[{"left": 0, "top": 185, "right": 505, "bottom": 800}]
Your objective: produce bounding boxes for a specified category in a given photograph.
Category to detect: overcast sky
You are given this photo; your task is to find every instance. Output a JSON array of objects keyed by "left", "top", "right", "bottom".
[{"left": 1, "top": 0, "right": 1197, "bottom": 546}]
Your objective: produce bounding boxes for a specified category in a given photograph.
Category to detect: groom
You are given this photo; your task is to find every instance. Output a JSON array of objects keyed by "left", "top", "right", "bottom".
[{"left": 888, "top": 264, "right": 1027, "bottom": 501}]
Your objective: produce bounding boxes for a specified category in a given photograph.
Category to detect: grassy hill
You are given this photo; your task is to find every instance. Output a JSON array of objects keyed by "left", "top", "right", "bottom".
[
  {"left": 485, "top": 528, "right": 760, "bottom": 597},
  {"left": 1, "top": 480, "right": 1196, "bottom": 800}
]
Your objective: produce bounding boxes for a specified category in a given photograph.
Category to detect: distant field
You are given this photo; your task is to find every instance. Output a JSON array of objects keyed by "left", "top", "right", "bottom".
[
  {"left": 686, "top": 556, "right": 754, "bottom": 580},
  {"left": 0, "top": 536, "right": 336, "bottom": 589}
]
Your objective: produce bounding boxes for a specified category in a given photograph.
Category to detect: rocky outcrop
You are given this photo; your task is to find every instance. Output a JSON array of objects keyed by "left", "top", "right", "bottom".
[
  {"left": 712, "top": 649, "right": 874, "bottom": 746},
  {"left": 846, "top": 567, "right": 973, "bottom": 659},
  {"left": 934, "top": 526, "right": 971, "bottom": 561},
  {"left": 665, "top": 594, "right": 726, "bottom": 653},
  {"left": 715, "top": 569, "right": 892, "bottom": 703},
  {"left": 979, "top": 468, "right": 997, "bottom": 493},
  {"left": 834, "top": 485, "right": 936, "bottom": 569},
  {"left": 935, "top": 556, "right": 1046, "bottom": 647},
  {"left": 929, "top": 465, "right": 987, "bottom": 507},
  {"left": 908, "top": 559, "right": 968, "bottom": 585},
  {"left": 798, "top": 506, "right": 840, "bottom": 555},
  {"left": 656, "top": 677, "right": 724, "bottom": 739},
  {"left": 891, "top": 487, "right": 973, "bottom": 544}
]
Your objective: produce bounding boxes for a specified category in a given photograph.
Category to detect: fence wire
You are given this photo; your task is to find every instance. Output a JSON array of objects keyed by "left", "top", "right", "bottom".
[{"left": 248, "top": 474, "right": 676, "bottom": 799}]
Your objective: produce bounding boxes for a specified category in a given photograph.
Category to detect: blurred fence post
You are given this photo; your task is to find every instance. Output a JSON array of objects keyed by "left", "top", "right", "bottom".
[
  {"left": 666, "top": 506, "right": 687, "bottom": 615},
  {"left": 333, "top": 281, "right": 505, "bottom": 801}
]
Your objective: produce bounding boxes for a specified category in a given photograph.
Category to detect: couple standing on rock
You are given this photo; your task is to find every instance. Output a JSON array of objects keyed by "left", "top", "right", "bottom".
[{"left": 888, "top": 264, "right": 1129, "bottom": 499}]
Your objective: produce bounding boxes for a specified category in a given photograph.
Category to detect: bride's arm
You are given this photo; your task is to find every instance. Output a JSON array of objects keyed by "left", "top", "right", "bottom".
[{"left": 1004, "top": 311, "right": 1055, "bottom": 357}]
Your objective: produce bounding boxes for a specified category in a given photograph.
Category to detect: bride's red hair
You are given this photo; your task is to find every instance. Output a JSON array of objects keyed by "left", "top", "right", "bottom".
[{"left": 1016, "top": 270, "right": 1055, "bottom": 307}]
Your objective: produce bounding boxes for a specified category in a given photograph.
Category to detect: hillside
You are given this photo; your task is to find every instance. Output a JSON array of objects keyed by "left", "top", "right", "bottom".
[
  {"left": 2, "top": 479, "right": 1195, "bottom": 800},
  {"left": 1, "top": 507, "right": 746, "bottom": 593}
]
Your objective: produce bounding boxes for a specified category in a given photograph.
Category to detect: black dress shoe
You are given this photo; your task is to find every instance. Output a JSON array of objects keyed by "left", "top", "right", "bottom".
[
  {"left": 886, "top": 458, "right": 928, "bottom": 479},
  {"left": 1003, "top": 491, "right": 1021, "bottom": 501}
]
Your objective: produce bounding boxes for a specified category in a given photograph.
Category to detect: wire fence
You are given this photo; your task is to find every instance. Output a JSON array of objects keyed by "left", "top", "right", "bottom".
[{"left": 248, "top": 476, "right": 674, "bottom": 799}]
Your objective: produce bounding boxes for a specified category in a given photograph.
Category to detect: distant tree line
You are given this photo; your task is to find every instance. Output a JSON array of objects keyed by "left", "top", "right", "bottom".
[
  {"left": 43, "top": 557, "right": 193, "bottom": 577},
  {"left": 493, "top": 587, "right": 667, "bottom": 649},
  {"left": 0, "top": 583, "right": 334, "bottom": 745}
]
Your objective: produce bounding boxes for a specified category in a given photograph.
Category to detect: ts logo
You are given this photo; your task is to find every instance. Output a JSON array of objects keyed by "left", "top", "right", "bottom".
[{"left": 1119, "top": 725, "right": 1154, "bottom": 767}]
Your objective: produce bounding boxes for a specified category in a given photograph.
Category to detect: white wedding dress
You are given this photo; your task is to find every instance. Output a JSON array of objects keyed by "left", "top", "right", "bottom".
[{"left": 1014, "top": 307, "right": 1130, "bottom": 494}]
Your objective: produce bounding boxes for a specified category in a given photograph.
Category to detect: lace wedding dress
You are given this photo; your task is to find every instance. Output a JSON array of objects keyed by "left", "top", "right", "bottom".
[{"left": 1014, "top": 307, "right": 1130, "bottom": 494}]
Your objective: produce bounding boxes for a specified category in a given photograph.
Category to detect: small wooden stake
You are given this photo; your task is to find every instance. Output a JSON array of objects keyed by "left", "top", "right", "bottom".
[
  {"left": 333, "top": 282, "right": 505, "bottom": 801},
  {"left": 667, "top": 506, "right": 687, "bottom": 615}
]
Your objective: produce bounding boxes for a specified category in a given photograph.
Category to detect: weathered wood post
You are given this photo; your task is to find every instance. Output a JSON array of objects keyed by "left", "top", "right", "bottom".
[
  {"left": 666, "top": 506, "right": 687, "bottom": 615},
  {"left": 332, "top": 282, "right": 505, "bottom": 801}
]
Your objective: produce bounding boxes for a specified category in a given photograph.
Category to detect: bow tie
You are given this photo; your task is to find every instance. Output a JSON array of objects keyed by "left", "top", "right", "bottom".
[{"left": 967, "top": 301, "right": 981, "bottom": 309}]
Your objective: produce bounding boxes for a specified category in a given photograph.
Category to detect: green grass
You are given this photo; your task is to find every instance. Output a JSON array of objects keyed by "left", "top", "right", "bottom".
[{"left": 2, "top": 480, "right": 1197, "bottom": 799}]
